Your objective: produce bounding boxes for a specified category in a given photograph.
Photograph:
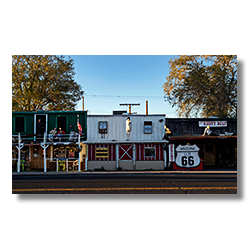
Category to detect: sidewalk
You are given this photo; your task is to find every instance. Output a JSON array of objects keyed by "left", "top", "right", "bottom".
[{"left": 12, "top": 170, "right": 237, "bottom": 176}]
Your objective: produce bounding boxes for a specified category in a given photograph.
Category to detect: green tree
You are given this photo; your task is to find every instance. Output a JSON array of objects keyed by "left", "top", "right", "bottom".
[
  {"left": 163, "top": 55, "right": 237, "bottom": 118},
  {"left": 12, "top": 55, "right": 84, "bottom": 111}
]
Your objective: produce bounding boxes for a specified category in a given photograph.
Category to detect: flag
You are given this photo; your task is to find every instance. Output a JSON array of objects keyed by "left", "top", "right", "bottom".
[{"left": 77, "top": 119, "right": 82, "bottom": 136}]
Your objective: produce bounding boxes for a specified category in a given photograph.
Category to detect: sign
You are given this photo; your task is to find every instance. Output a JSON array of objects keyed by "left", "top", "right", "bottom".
[
  {"left": 169, "top": 144, "right": 175, "bottom": 162},
  {"left": 175, "top": 144, "right": 200, "bottom": 168},
  {"left": 199, "top": 121, "right": 227, "bottom": 127}
]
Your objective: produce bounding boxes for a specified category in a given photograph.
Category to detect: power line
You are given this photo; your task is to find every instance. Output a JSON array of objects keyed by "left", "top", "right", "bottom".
[{"left": 84, "top": 94, "right": 165, "bottom": 99}]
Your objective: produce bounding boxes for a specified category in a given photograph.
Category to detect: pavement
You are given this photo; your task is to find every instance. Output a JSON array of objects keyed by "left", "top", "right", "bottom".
[{"left": 12, "top": 170, "right": 237, "bottom": 176}]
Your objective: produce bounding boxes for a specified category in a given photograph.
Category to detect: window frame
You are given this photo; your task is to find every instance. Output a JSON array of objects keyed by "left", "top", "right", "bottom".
[
  {"left": 144, "top": 147, "right": 156, "bottom": 157},
  {"left": 98, "top": 121, "right": 108, "bottom": 134},
  {"left": 14, "top": 116, "right": 26, "bottom": 133},
  {"left": 144, "top": 121, "right": 153, "bottom": 134}
]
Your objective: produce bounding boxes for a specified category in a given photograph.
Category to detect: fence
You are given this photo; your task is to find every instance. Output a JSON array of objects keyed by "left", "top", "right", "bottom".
[{"left": 12, "top": 132, "right": 84, "bottom": 173}]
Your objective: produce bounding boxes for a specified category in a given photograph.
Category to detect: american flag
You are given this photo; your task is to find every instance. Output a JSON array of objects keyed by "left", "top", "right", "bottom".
[{"left": 77, "top": 119, "right": 82, "bottom": 136}]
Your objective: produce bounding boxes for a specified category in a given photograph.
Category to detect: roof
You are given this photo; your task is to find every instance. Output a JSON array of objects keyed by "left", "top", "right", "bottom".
[
  {"left": 169, "top": 135, "right": 237, "bottom": 140},
  {"left": 12, "top": 110, "right": 87, "bottom": 114}
]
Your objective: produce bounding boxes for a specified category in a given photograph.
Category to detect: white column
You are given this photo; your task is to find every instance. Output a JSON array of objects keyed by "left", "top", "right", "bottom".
[
  {"left": 116, "top": 144, "right": 119, "bottom": 170},
  {"left": 164, "top": 150, "right": 167, "bottom": 168},
  {"left": 16, "top": 133, "right": 24, "bottom": 173},
  {"left": 41, "top": 132, "right": 49, "bottom": 173},
  {"left": 85, "top": 145, "right": 88, "bottom": 171}
]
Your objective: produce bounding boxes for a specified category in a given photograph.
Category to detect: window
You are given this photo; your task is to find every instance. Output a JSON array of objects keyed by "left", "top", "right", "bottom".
[
  {"left": 144, "top": 121, "right": 152, "bottom": 134},
  {"left": 15, "top": 117, "right": 25, "bottom": 133},
  {"left": 95, "top": 148, "right": 109, "bottom": 158},
  {"left": 99, "top": 121, "right": 108, "bottom": 134},
  {"left": 145, "top": 147, "right": 155, "bottom": 157}
]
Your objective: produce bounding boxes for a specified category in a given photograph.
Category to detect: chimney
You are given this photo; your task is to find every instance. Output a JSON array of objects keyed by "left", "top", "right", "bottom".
[{"left": 146, "top": 100, "right": 148, "bottom": 115}]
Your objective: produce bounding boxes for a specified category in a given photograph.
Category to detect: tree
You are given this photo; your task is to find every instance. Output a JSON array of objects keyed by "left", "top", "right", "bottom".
[
  {"left": 163, "top": 55, "right": 237, "bottom": 118},
  {"left": 12, "top": 55, "right": 84, "bottom": 111}
]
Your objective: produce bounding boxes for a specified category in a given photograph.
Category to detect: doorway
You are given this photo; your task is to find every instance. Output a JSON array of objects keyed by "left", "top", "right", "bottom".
[
  {"left": 35, "top": 114, "right": 47, "bottom": 135},
  {"left": 204, "top": 142, "right": 216, "bottom": 165}
]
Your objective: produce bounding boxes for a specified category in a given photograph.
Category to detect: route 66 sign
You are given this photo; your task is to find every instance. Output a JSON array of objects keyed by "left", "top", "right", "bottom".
[{"left": 175, "top": 144, "right": 200, "bottom": 168}]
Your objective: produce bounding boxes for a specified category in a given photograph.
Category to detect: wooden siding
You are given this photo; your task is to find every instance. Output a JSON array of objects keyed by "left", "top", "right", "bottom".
[
  {"left": 166, "top": 118, "right": 237, "bottom": 135},
  {"left": 136, "top": 143, "right": 164, "bottom": 161}
]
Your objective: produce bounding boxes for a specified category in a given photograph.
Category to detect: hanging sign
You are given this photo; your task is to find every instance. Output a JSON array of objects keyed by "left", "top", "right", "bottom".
[
  {"left": 175, "top": 144, "right": 200, "bottom": 168},
  {"left": 199, "top": 121, "right": 227, "bottom": 127},
  {"left": 169, "top": 144, "right": 175, "bottom": 162}
]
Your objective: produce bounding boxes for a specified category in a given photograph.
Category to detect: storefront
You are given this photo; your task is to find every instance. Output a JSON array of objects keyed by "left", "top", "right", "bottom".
[{"left": 168, "top": 135, "right": 237, "bottom": 170}]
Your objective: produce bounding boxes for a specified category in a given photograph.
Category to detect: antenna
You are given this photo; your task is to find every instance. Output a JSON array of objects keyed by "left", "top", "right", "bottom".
[{"left": 119, "top": 103, "right": 140, "bottom": 115}]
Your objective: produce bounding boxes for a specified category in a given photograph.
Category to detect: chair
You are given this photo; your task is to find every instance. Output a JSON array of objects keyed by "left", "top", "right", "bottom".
[
  {"left": 58, "top": 160, "right": 66, "bottom": 171},
  {"left": 17, "top": 160, "right": 25, "bottom": 171}
]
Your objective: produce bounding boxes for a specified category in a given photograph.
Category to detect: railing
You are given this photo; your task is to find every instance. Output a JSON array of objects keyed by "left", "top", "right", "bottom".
[
  {"left": 12, "top": 132, "right": 85, "bottom": 145},
  {"left": 12, "top": 133, "right": 84, "bottom": 173}
]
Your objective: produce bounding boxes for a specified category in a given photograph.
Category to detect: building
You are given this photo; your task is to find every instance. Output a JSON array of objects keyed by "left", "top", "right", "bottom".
[
  {"left": 165, "top": 118, "right": 237, "bottom": 170},
  {"left": 12, "top": 110, "right": 87, "bottom": 172},
  {"left": 85, "top": 114, "right": 167, "bottom": 170}
]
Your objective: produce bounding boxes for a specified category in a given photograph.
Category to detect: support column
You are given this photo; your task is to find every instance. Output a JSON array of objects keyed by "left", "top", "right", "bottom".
[
  {"left": 85, "top": 145, "right": 88, "bottom": 171},
  {"left": 16, "top": 133, "right": 24, "bottom": 173},
  {"left": 116, "top": 144, "right": 119, "bottom": 170},
  {"left": 40, "top": 132, "right": 49, "bottom": 173},
  {"left": 133, "top": 144, "right": 136, "bottom": 170}
]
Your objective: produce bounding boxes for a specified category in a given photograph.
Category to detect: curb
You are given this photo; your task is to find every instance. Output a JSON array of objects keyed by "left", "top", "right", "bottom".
[{"left": 12, "top": 170, "right": 237, "bottom": 176}]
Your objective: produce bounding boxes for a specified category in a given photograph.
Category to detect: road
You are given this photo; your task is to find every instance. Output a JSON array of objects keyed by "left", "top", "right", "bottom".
[{"left": 12, "top": 172, "right": 237, "bottom": 194}]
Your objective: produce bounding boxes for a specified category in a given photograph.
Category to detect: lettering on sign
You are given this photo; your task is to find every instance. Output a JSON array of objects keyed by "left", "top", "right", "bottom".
[
  {"left": 175, "top": 144, "right": 200, "bottom": 168},
  {"left": 198, "top": 121, "right": 227, "bottom": 127},
  {"left": 169, "top": 144, "right": 175, "bottom": 162}
]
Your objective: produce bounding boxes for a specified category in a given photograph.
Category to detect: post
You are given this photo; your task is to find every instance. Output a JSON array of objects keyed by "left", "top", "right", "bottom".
[
  {"left": 16, "top": 133, "right": 24, "bottom": 173},
  {"left": 116, "top": 144, "right": 119, "bottom": 170},
  {"left": 164, "top": 150, "right": 167, "bottom": 169},
  {"left": 66, "top": 159, "right": 68, "bottom": 172},
  {"left": 41, "top": 132, "right": 49, "bottom": 173},
  {"left": 56, "top": 158, "right": 58, "bottom": 172},
  {"left": 133, "top": 144, "right": 136, "bottom": 170},
  {"left": 82, "top": 96, "right": 84, "bottom": 111},
  {"left": 85, "top": 145, "right": 88, "bottom": 171},
  {"left": 78, "top": 133, "right": 81, "bottom": 172},
  {"left": 146, "top": 100, "right": 148, "bottom": 115}
]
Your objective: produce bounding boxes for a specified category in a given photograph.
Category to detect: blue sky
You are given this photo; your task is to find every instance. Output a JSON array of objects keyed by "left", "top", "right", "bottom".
[{"left": 69, "top": 55, "right": 178, "bottom": 117}]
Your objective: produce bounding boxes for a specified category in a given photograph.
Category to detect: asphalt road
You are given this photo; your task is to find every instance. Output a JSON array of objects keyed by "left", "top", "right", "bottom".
[{"left": 12, "top": 172, "right": 237, "bottom": 194}]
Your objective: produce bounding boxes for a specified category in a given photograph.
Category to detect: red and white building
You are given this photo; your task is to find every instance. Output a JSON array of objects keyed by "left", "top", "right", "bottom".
[{"left": 85, "top": 114, "right": 167, "bottom": 170}]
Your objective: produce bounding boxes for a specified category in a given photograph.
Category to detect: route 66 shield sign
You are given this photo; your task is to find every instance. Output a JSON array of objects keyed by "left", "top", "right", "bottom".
[{"left": 175, "top": 144, "right": 200, "bottom": 168}]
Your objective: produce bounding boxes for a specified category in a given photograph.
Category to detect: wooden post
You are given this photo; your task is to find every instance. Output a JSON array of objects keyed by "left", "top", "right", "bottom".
[{"left": 146, "top": 100, "right": 148, "bottom": 115}]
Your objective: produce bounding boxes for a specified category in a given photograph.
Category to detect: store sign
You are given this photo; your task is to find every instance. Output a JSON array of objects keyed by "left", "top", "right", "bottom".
[
  {"left": 169, "top": 144, "right": 175, "bottom": 162},
  {"left": 199, "top": 121, "right": 227, "bottom": 127},
  {"left": 175, "top": 144, "right": 200, "bottom": 168}
]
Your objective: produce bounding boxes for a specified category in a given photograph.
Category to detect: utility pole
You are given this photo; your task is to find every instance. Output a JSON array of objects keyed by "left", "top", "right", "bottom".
[{"left": 119, "top": 103, "right": 140, "bottom": 115}]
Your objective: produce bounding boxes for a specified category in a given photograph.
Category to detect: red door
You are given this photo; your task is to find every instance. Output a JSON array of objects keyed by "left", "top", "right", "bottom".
[{"left": 119, "top": 144, "right": 133, "bottom": 160}]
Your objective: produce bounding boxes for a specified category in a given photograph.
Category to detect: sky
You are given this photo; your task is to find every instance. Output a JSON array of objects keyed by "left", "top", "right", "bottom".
[{"left": 69, "top": 55, "right": 178, "bottom": 117}]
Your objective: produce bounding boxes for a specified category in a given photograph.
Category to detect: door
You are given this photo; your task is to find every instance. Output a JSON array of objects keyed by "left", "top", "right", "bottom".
[
  {"left": 204, "top": 142, "right": 216, "bottom": 165},
  {"left": 118, "top": 144, "right": 133, "bottom": 170},
  {"left": 31, "top": 146, "right": 43, "bottom": 169}
]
